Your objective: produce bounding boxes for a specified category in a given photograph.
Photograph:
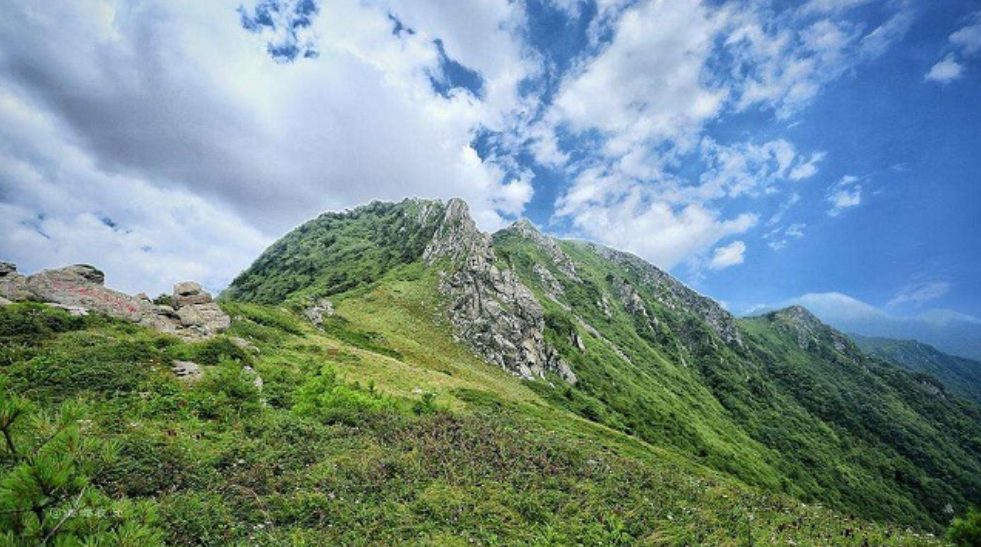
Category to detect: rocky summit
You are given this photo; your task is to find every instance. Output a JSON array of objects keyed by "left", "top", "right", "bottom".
[{"left": 0, "top": 261, "right": 229, "bottom": 340}]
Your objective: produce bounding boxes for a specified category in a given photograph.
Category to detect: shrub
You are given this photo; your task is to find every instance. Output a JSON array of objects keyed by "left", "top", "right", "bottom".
[
  {"left": 293, "top": 366, "right": 396, "bottom": 425},
  {"left": 948, "top": 506, "right": 981, "bottom": 547},
  {"left": 0, "top": 382, "right": 163, "bottom": 546}
]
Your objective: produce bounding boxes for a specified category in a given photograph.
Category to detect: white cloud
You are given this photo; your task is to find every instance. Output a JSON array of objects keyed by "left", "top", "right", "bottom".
[
  {"left": 764, "top": 222, "right": 806, "bottom": 251},
  {"left": 826, "top": 175, "right": 863, "bottom": 216},
  {"left": 925, "top": 54, "right": 964, "bottom": 83},
  {"left": 950, "top": 14, "right": 981, "bottom": 56},
  {"left": 697, "top": 139, "right": 817, "bottom": 200},
  {"left": 0, "top": 0, "right": 541, "bottom": 293},
  {"left": 555, "top": 178, "right": 757, "bottom": 270},
  {"left": 550, "top": 0, "right": 728, "bottom": 158},
  {"left": 709, "top": 240, "right": 747, "bottom": 270},
  {"left": 925, "top": 11, "right": 981, "bottom": 84},
  {"left": 789, "top": 152, "right": 825, "bottom": 180},
  {"left": 0, "top": 89, "right": 270, "bottom": 295},
  {"left": 542, "top": 0, "right": 910, "bottom": 273},
  {"left": 887, "top": 281, "right": 951, "bottom": 309},
  {"left": 801, "top": 0, "right": 875, "bottom": 15}
]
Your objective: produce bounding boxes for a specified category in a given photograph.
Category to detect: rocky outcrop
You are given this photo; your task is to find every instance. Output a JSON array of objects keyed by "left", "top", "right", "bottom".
[
  {"left": 174, "top": 282, "right": 213, "bottom": 307},
  {"left": 500, "top": 219, "right": 580, "bottom": 281},
  {"left": 303, "top": 298, "right": 335, "bottom": 326},
  {"left": 171, "top": 360, "right": 202, "bottom": 381},
  {"left": 0, "top": 260, "right": 229, "bottom": 341},
  {"left": 532, "top": 263, "right": 564, "bottom": 299},
  {"left": 576, "top": 242, "right": 743, "bottom": 347},
  {"left": 0, "top": 261, "right": 33, "bottom": 302},
  {"left": 424, "top": 200, "right": 577, "bottom": 384}
]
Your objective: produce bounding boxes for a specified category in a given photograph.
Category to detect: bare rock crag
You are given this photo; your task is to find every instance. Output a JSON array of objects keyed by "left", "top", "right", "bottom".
[{"left": 0, "top": 261, "right": 229, "bottom": 340}]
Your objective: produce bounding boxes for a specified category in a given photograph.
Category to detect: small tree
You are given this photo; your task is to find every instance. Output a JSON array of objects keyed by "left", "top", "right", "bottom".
[
  {"left": 948, "top": 506, "right": 981, "bottom": 547},
  {"left": 0, "top": 382, "right": 162, "bottom": 546}
]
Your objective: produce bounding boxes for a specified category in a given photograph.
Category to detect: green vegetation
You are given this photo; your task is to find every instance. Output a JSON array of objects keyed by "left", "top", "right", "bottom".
[
  {"left": 6, "top": 200, "right": 980, "bottom": 544},
  {"left": 0, "top": 296, "right": 951, "bottom": 546},
  {"left": 853, "top": 335, "right": 981, "bottom": 404},
  {"left": 223, "top": 200, "right": 445, "bottom": 304},
  {"left": 948, "top": 506, "right": 981, "bottom": 547},
  {"left": 492, "top": 227, "right": 981, "bottom": 531}
]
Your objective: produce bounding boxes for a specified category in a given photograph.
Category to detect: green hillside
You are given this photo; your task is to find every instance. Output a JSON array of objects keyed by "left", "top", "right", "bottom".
[
  {"left": 852, "top": 335, "right": 981, "bottom": 405},
  {"left": 227, "top": 198, "right": 981, "bottom": 532},
  {"left": 4, "top": 197, "right": 979, "bottom": 545}
]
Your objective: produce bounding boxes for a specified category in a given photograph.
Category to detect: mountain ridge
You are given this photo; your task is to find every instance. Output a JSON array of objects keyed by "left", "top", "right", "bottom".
[{"left": 225, "top": 197, "right": 981, "bottom": 531}]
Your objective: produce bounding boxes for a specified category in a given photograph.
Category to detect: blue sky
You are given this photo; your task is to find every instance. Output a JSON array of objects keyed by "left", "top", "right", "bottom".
[{"left": 0, "top": 0, "right": 979, "bottom": 328}]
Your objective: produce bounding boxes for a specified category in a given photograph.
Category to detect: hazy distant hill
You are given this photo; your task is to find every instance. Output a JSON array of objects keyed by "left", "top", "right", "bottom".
[
  {"left": 853, "top": 334, "right": 981, "bottom": 404},
  {"left": 762, "top": 292, "right": 981, "bottom": 361}
]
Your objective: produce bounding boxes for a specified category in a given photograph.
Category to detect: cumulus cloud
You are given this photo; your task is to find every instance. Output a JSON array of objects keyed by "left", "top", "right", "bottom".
[
  {"left": 550, "top": 0, "right": 728, "bottom": 158},
  {"left": 0, "top": 0, "right": 541, "bottom": 292},
  {"left": 925, "top": 54, "right": 964, "bottom": 83},
  {"left": 542, "top": 0, "right": 909, "bottom": 271},
  {"left": 826, "top": 175, "right": 863, "bottom": 216},
  {"left": 709, "top": 240, "right": 747, "bottom": 270},
  {"left": 925, "top": 11, "right": 981, "bottom": 83},
  {"left": 555, "top": 177, "right": 757, "bottom": 270},
  {"left": 0, "top": 89, "right": 270, "bottom": 295}
]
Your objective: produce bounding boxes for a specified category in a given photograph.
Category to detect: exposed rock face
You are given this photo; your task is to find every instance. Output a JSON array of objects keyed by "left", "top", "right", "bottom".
[
  {"left": 175, "top": 300, "right": 231, "bottom": 337},
  {"left": 424, "top": 200, "right": 577, "bottom": 384},
  {"left": 25, "top": 265, "right": 150, "bottom": 323},
  {"left": 532, "top": 263, "right": 564, "bottom": 299},
  {"left": 577, "top": 242, "right": 743, "bottom": 347},
  {"left": 0, "top": 261, "right": 18, "bottom": 276},
  {"left": 0, "top": 260, "right": 229, "bottom": 340},
  {"left": 0, "top": 262, "right": 33, "bottom": 302}
]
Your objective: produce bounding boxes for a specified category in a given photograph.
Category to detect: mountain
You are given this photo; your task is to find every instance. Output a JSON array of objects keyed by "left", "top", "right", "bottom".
[
  {"left": 4, "top": 197, "right": 979, "bottom": 544},
  {"left": 227, "top": 197, "right": 981, "bottom": 532},
  {"left": 762, "top": 292, "right": 981, "bottom": 361},
  {"left": 852, "top": 334, "right": 981, "bottom": 405}
]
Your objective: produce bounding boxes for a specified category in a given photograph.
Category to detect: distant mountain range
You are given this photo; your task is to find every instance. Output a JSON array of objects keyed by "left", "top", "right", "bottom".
[{"left": 750, "top": 292, "right": 981, "bottom": 361}]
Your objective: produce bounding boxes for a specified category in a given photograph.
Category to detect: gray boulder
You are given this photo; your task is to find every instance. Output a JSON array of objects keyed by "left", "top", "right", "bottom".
[
  {"left": 25, "top": 265, "right": 147, "bottom": 322},
  {"left": 173, "top": 281, "right": 213, "bottom": 307},
  {"left": 176, "top": 302, "right": 230, "bottom": 336},
  {"left": 171, "top": 360, "right": 202, "bottom": 381}
]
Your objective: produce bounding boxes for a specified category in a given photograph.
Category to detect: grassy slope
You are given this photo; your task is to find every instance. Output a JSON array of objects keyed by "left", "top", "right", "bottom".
[
  {"left": 216, "top": 201, "right": 979, "bottom": 534},
  {"left": 491, "top": 231, "right": 981, "bottom": 532},
  {"left": 852, "top": 335, "right": 981, "bottom": 405},
  {"left": 0, "top": 287, "right": 950, "bottom": 546}
]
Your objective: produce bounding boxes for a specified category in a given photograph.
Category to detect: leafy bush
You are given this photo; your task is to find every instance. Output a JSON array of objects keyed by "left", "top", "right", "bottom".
[
  {"left": 293, "top": 366, "right": 397, "bottom": 425},
  {"left": 0, "top": 302, "right": 88, "bottom": 342},
  {"left": 948, "top": 506, "right": 981, "bottom": 547}
]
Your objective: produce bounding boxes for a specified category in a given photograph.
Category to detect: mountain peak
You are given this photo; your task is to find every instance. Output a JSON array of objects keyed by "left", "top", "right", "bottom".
[
  {"left": 422, "top": 198, "right": 490, "bottom": 266},
  {"left": 767, "top": 305, "right": 854, "bottom": 354}
]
